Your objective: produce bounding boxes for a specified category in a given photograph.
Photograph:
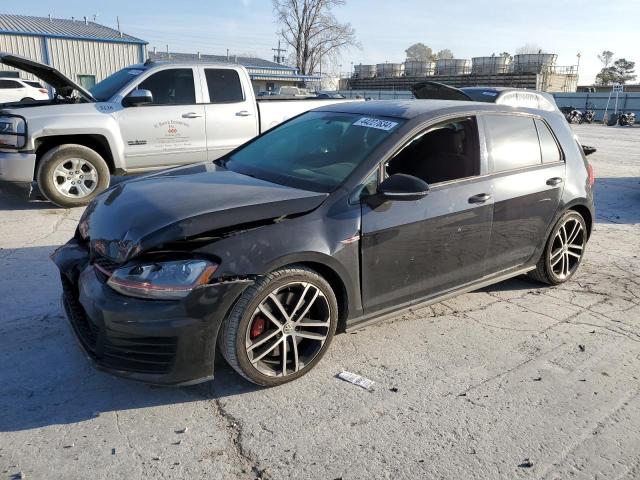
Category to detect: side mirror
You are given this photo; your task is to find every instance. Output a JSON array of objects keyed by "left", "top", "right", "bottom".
[
  {"left": 123, "top": 89, "right": 153, "bottom": 107},
  {"left": 376, "top": 174, "right": 429, "bottom": 201}
]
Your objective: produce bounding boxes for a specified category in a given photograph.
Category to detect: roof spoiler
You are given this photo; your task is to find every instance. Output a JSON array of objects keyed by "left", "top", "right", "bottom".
[{"left": 411, "top": 81, "right": 473, "bottom": 101}]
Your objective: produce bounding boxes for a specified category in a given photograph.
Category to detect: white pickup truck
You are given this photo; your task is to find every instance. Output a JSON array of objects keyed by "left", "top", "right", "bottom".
[{"left": 0, "top": 54, "right": 354, "bottom": 207}]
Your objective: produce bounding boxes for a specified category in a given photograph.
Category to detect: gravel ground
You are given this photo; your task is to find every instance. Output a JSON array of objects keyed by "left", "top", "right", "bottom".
[{"left": 0, "top": 124, "right": 638, "bottom": 480}]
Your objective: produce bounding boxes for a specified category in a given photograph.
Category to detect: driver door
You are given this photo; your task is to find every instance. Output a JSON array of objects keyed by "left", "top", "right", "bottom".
[
  {"left": 360, "top": 116, "right": 493, "bottom": 313},
  {"left": 115, "top": 67, "right": 207, "bottom": 169}
]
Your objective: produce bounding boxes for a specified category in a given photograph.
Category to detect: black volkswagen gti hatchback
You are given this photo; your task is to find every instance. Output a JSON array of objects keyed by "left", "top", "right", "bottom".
[{"left": 52, "top": 99, "right": 595, "bottom": 387}]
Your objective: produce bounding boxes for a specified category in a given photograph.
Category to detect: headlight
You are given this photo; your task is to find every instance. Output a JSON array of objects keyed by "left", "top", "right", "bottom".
[
  {"left": 107, "top": 259, "right": 218, "bottom": 300},
  {"left": 0, "top": 116, "right": 26, "bottom": 149}
]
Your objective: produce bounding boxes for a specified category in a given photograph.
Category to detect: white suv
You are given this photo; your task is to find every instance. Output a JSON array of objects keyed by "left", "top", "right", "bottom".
[{"left": 0, "top": 77, "right": 49, "bottom": 104}]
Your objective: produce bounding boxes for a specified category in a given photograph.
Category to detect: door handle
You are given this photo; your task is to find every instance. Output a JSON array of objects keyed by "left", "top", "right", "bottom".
[
  {"left": 468, "top": 193, "right": 492, "bottom": 204},
  {"left": 236, "top": 110, "right": 252, "bottom": 117},
  {"left": 546, "top": 177, "right": 563, "bottom": 186},
  {"left": 182, "top": 112, "right": 203, "bottom": 119}
]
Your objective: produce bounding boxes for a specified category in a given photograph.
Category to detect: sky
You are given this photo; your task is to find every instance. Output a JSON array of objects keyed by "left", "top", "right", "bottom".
[{"left": 6, "top": 0, "right": 640, "bottom": 84}]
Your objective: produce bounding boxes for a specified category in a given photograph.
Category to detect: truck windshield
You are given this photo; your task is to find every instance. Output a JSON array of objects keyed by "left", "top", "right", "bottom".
[
  {"left": 90, "top": 67, "right": 146, "bottom": 101},
  {"left": 224, "top": 111, "right": 403, "bottom": 193}
]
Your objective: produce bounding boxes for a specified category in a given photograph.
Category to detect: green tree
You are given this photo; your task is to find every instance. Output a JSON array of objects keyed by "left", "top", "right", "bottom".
[
  {"left": 405, "top": 43, "right": 434, "bottom": 62},
  {"left": 436, "top": 49, "right": 454, "bottom": 60},
  {"left": 596, "top": 57, "right": 636, "bottom": 85}
]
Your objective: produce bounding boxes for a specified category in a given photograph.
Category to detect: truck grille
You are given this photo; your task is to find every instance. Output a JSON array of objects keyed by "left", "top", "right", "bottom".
[{"left": 61, "top": 274, "right": 177, "bottom": 375}]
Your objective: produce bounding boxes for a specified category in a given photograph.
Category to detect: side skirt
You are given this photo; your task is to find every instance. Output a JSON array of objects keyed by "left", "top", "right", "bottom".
[{"left": 345, "top": 265, "right": 535, "bottom": 332}]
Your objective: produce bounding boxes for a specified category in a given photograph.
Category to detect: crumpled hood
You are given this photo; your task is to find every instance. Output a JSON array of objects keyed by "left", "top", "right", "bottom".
[{"left": 83, "top": 163, "right": 328, "bottom": 263}]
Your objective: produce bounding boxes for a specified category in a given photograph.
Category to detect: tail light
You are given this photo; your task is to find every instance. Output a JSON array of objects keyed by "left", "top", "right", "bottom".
[
  {"left": 587, "top": 163, "right": 595, "bottom": 186},
  {"left": 38, "top": 88, "right": 48, "bottom": 94}
]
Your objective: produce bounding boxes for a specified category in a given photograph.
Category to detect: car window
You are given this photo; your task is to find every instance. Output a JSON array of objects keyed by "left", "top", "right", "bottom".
[
  {"left": 535, "top": 119, "right": 562, "bottom": 163},
  {"left": 138, "top": 68, "right": 196, "bottom": 105},
  {"left": 91, "top": 67, "right": 146, "bottom": 101},
  {"left": 225, "top": 111, "right": 403, "bottom": 193},
  {"left": 484, "top": 115, "right": 541, "bottom": 172},
  {"left": 0, "top": 80, "right": 21, "bottom": 89},
  {"left": 204, "top": 69, "right": 244, "bottom": 103},
  {"left": 24, "top": 81, "right": 43, "bottom": 88},
  {"left": 386, "top": 117, "right": 480, "bottom": 185}
]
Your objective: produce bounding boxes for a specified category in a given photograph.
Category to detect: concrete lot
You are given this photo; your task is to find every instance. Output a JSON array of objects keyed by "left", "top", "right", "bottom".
[{"left": 0, "top": 124, "right": 638, "bottom": 480}]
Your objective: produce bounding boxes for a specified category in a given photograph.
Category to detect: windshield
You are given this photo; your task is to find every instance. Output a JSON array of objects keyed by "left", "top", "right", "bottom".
[
  {"left": 90, "top": 67, "right": 146, "bottom": 101},
  {"left": 224, "top": 111, "right": 403, "bottom": 192}
]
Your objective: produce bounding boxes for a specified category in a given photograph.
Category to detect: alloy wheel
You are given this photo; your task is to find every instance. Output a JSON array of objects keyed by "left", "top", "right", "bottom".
[
  {"left": 245, "top": 281, "right": 331, "bottom": 377},
  {"left": 549, "top": 217, "right": 585, "bottom": 280},
  {"left": 52, "top": 158, "right": 99, "bottom": 199}
]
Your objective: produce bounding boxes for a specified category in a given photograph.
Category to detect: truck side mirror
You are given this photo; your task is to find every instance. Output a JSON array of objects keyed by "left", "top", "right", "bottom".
[{"left": 123, "top": 89, "right": 153, "bottom": 107}]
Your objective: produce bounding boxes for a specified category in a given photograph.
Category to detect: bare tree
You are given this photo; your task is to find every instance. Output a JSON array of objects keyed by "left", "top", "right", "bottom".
[
  {"left": 515, "top": 43, "right": 544, "bottom": 55},
  {"left": 273, "top": 0, "right": 358, "bottom": 75},
  {"left": 405, "top": 43, "right": 433, "bottom": 62}
]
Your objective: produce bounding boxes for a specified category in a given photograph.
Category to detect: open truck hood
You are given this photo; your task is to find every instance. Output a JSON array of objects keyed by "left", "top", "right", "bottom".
[
  {"left": 411, "top": 81, "right": 473, "bottom": 101},
  {"left": 0, "top": 53, "right": 95, "bottom": 102},
  {"left": 82, "top": 163, "right": 328, "bottom": 263}
]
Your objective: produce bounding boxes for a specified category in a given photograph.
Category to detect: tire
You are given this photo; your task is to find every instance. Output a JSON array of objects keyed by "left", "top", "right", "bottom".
[
  {"left": 20, "top": 97, "right": 34, "bottom": 103},
  {"left": 220, "top": 265, "right": 338, "bottom": 386},
  {"left": 36, "top": 144, "right": 110, "bottom": 208},
  {"left": 529, "top": 210, "right": 587, "bottom": 286}
]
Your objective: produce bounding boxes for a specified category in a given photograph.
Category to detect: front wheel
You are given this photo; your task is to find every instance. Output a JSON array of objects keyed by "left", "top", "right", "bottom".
[
  {"left": 529, "top": 211, "right": 587, "bottom": 285},
  {"left": 220, "top": 266, "right": 338, "bottom": 386},
  {"left": 36, "top": 144, "right": 110, "bottom": 208}
]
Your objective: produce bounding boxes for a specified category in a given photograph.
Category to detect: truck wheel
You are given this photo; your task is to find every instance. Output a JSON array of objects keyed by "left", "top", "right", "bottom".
[
  {"left": 36, "top": 144, "right": 110, "bottom": 208},
  {"left": 220, "top": 266, "right": 338, "bottom": 386}
]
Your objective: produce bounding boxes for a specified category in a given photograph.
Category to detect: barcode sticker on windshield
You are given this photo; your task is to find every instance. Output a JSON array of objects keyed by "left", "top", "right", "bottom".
[{"left": 353, "top": 117, "right": 398, "bottom": 131}]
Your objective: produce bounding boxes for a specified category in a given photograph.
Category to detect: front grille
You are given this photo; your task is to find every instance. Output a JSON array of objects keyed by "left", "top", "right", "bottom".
[
  {"left": 61, "top": 274, "right": 177, "bottom": 375},
  {"left": 93, "top": 255, "right": 119, "bottom": 273}
]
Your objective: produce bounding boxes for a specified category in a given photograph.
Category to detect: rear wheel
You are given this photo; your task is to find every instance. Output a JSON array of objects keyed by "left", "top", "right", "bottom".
[
  {"left": 220, "top": 266, "right": 338, "bottom": 386},
  {"left": 529, "top": 211, "right": 587, "bottom": 285},
  {"left": 36, "top": 144, "right": 110, "bottom": 208}
]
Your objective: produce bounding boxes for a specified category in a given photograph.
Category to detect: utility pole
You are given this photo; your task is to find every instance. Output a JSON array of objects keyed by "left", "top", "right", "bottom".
[{"left": 272, "top": 39, "right": 286, "bottom": 64}]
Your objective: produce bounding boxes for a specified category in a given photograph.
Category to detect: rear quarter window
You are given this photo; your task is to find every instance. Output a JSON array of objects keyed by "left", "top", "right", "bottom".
[
  {"left": 534, "top": 119, "right": 562, "bottom": 163},
  {"left": 484, "top": 114, "right": 542, "bottom": 172}
]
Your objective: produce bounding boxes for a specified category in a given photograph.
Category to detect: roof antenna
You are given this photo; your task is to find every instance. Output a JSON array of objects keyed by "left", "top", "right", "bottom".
[{"left": 116, "top": 16, "right": 123, "bottom": 37}]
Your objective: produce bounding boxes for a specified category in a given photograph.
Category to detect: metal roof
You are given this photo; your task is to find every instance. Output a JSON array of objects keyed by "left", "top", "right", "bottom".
[
  {"left": 0, "top": 14, "right": 146, "bottom": 44},
  {"left": 149, "top": 51, "right": 296, "bottom": 71}
]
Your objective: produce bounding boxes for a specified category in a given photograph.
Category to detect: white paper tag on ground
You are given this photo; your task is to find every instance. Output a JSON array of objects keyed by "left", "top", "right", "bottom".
[
  {"left": 353, "top": 117, "right": 398, "bottom": 131},
  {"left": 337, "top": 371, "right": 375, "bottom": 390}
]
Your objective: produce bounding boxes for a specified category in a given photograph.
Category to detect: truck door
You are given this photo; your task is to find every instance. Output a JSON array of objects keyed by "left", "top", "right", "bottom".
[
  {"left": 115, "top": 67, "right": 207, "bottom": 169},
  {"left": 197, "top": 67, "right": 259, "bottom": 160}
]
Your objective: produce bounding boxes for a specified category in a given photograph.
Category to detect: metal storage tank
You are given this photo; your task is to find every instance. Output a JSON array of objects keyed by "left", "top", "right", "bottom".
[
  {"left": 471, "top": 56, "right": 510, "bottom": 74},
  {"left": 435, "top": 59, "right": 471, "bottom": 75},
  {"left": 353, "top": 64, "right": 376, "bottom": 78},
  {"left": 376, "top": 62, "right": 405, "bottom": 77},
  {"left": 404, "top": 60, "right": 435, "bottom": 77},
  {"left": 512, "top": 53, "right": 557, "bottom": 73}
]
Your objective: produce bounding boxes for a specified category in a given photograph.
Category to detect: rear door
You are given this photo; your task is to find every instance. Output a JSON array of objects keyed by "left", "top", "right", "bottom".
[
  {"left": 481, "top": 114, "right": 565, "bottom": 274},
  {"left": 360, "top": 116, "right": 494, "bottom": 313},
  {"left": 198, "top": 67, "right": 258, "bottom": 160},
  {"left": 116, "top": 67, "right": 207, "bottom": 169}
]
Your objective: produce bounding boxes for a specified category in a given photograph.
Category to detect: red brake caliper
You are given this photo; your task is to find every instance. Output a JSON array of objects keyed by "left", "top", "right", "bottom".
[{"left": 250, "top": 316, "right": 266, "bottom": 339}]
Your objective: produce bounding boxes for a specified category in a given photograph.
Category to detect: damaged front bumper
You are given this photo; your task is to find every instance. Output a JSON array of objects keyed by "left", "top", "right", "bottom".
[{"left": 52, "top": 238, "right": 250, "bottom": 386}]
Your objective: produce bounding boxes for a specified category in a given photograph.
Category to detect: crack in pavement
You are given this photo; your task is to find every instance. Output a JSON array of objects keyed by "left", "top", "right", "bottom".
[{"left": 200, "top": 384, "right": 270, "bottom": 480}]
